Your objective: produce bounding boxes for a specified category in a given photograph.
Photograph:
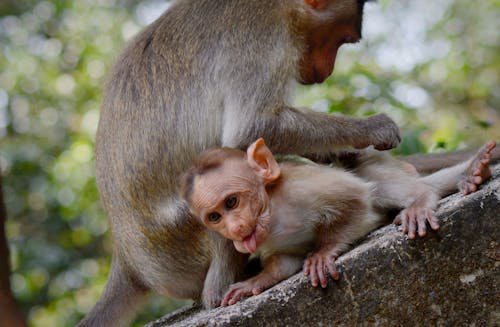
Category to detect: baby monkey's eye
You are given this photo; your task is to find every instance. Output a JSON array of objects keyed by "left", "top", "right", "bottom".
[
  {"left": 207, "top": 212, "right": 222, "bottom": 224},
  {"left": 224, "top": 195, "right": 239, "bottom": 210}
]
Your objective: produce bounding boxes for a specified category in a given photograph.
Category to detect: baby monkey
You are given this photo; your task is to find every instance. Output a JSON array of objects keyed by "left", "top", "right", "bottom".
[{"left": 181, "top": 138, "right": 495, "bottom": 306}]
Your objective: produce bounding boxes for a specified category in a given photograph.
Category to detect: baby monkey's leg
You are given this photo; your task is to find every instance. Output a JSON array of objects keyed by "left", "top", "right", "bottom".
[
  {"left": 303, "top": 242, "right": 345, "bottom": 289},
  {"left": 221, "top": 254, "right": 302, "bottom": 306},
  {"left": 457, "top": 140, "right": 495, "bottom": 195},
  {"left": 420, "top": 140, "right": 495, "bottom": 197},
  {"left": 394, "top": 192, "right": 440, "bottom": 239},
  {"left": 304, "top": 210, "right": 381, "bottom": 288},
  {"left": 396, "top": 140, "right": 496, "bottom": 239},
  {"left": 348, "top": 151, "right": 439, "bottom": 239}
]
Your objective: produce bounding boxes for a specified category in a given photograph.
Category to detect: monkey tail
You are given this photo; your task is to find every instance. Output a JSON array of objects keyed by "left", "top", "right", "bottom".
[{"left": 76, "top": 258, "right": 149, "bottom": 327}]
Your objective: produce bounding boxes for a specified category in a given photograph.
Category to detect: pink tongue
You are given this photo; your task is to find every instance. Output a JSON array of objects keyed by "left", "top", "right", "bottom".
[{"left": 243, "top": 232, "right": 257, "bottom": 253}]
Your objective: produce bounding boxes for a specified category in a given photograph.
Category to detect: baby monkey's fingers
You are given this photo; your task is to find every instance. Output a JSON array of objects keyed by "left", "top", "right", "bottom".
[{"left": 395, "top": 207, "right": 439, "bottom": 239}]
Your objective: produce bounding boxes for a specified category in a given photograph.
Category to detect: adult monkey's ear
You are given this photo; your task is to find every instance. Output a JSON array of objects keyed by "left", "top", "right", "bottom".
[{"left": 246, "top": 138, "right": 281, "bottom": 184}]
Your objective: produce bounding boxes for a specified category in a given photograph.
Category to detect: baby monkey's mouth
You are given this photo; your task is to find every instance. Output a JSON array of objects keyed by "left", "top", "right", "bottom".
[{"left": 242, "top": 230, "right": 258, "bottom": 254}]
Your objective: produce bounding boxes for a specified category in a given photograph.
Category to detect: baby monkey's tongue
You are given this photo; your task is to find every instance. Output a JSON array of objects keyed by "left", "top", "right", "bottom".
[{"left": 243, "top": 232, "right": 257, "bottom": 253}]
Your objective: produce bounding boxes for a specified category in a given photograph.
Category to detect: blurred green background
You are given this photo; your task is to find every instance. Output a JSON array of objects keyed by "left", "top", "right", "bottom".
[{"left": 0, "top": 0, "right": 498, "bottom": 326}]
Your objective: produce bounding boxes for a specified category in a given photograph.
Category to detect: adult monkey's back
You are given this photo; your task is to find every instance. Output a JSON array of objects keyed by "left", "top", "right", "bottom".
[{"left": 78, "top": 1, "right": 401, "bottom": 326}]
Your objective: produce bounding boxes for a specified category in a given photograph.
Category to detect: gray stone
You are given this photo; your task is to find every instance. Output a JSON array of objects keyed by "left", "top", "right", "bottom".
[{"left": 147, "top": 165, "right": 500, "bottom": 327}]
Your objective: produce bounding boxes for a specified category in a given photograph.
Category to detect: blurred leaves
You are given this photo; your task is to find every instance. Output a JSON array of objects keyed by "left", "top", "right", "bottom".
[
  {"left": 0, "top": 0, "right": 498, "bottom": 326},
  {"left": 0, "top": 1, "right": 182, "bottom": 326},
  {"left": 297, "top": 0, "right": 499, "bottom": 154}
]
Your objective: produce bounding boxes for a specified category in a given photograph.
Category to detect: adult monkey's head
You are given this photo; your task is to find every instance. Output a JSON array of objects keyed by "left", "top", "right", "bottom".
[{"left": 297, "top": 0, "right": 373, "bottom": 84}]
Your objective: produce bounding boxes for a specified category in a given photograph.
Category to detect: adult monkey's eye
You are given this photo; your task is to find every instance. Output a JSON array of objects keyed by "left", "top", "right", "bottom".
[
  {"left": 224, "top": 195, "right": 238, "bottom": 210},
  {"left": 207, "top": 212, "right": 222, "bottom": 223}
]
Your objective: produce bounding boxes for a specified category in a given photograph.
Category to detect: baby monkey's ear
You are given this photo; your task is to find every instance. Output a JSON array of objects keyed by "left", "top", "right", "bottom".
[{"left": 246, "top": 138, "right": 281, "bottom": 184}]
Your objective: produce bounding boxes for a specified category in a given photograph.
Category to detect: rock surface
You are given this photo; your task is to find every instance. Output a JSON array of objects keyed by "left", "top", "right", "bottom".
[{"left": 147, "top": 165, "right": 500, "bottom": 327}]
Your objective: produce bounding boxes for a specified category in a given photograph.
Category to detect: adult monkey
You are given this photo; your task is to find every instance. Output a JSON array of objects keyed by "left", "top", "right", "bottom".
[{"left": 78, "top": 0, "right": 402, "bottom": 326}]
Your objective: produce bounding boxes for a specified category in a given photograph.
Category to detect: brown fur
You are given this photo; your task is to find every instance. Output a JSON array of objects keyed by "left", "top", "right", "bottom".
[
  {"left": 80, "top": 1, "right": 402, "bottom": 325},
  {"left": 183, "top": 139, "right": 495, "bottom": 301},
  {"left": 182, "top": 148, "right": 246, "bottom": 204}
]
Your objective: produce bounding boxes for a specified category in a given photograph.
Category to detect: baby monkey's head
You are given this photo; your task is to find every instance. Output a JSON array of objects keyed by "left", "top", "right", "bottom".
[{"left": 181, "top": 138, "right": 280, "bottom": 253}]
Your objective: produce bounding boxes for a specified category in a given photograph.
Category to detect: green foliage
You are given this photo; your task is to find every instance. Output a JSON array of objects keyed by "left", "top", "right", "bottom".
[
  {"left": 0, "top": 1, "right": 186, "bottom": 326},
  {"left": 0, "top": 0, "right": 497, "bottom": 326},
  {"left": 296, "top": 0, "right": 499, "bottom": 154}
]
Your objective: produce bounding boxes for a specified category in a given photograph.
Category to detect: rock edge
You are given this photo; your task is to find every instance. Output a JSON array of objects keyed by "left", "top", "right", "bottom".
[{"left": 148, "top": 164, "right": 500, "bottom": 327}]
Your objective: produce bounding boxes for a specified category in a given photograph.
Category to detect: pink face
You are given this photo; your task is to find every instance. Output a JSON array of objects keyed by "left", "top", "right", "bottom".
[{"left": 189, "top": 159, "right": 272, "bottom": 254}]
